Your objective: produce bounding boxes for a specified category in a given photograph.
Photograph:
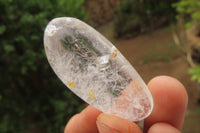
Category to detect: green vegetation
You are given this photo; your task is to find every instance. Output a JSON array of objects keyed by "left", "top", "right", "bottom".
[
  {"left": 0, "top": 0, "right": 87, "bottom": 133},
  {"left": 173, "top": 0, "right": 200, "bottom": 83},
  {"left": 189, "top": 65, "right": 200, "bottom": 115},
  {"left": 115, "top": 0, "right": 177, "bottom": 37},
  {"left": 188, "top": 66, "right": 200, "bottom": 83},
  {"left": 173, "top": 0, "right": 200, "bottom": 29}
]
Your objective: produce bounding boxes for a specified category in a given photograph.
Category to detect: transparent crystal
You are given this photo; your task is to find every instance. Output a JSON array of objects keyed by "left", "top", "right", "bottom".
[{"left": 44, "top": 17, "right": 153, "bottom": 121}]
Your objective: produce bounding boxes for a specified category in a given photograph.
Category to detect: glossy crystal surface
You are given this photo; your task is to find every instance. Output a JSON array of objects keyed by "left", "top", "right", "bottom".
[{"left": 44, "top": 17, "right": 153, "bottom": 121}]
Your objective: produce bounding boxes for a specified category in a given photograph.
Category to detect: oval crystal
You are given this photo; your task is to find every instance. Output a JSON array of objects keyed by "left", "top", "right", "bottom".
[{"left": 44, "top": 17, "right": 153, "bottom": 121}]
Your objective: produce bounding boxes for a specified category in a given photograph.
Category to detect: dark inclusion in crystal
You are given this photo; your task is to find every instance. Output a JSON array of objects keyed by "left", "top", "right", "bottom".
[{"left": 61, "top": 34, "right": 131, "bottom": 97}]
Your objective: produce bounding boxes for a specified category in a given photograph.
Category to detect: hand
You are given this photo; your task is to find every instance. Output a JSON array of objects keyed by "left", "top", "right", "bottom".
[{"left": 65, "top": 76, "right": 188, "bottom": 133}]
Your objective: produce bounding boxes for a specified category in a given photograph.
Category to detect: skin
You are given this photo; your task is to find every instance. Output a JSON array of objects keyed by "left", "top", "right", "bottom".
[{"left": 65, "top": 76, "right": 188, "bottom": 133}]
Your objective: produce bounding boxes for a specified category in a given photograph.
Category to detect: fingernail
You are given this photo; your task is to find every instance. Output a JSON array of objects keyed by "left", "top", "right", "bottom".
[
  {"left": 96, "top": 113, "right": 142, "bottom": 133},
  {"left": 96, "top": 120, "right": 120, "bottom": 133}
]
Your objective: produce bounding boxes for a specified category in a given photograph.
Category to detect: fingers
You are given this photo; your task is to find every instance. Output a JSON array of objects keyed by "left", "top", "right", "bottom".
[
  {"left": 65, "top": 105, "right": 102, "bottom": 133},
  {"left": 65, "top": 76, "right": 188, "bottom": 133},
  {"left": 148, "top": 123, "right": 180, "bottom": 133},
  {"left": 144, "top": 76, "right": 188, "bottom": 132},
  {"left": 96, "top": 113, "right": 142, "bottom": 133},
  {"left": 65, "top": 105, "right": 142, "bottom": 133}
]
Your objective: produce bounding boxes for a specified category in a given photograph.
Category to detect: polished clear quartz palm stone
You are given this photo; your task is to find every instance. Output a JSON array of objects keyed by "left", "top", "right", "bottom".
[{"left": 44, "top": 17, "right": 153, "bottom": 121}]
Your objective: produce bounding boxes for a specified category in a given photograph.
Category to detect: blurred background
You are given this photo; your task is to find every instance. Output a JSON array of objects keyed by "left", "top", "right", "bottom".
[{"left": 0, "top": 0, "right": 200, "bottom": 132}]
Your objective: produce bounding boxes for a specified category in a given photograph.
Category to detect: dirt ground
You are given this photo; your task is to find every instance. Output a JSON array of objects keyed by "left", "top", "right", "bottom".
[{"left": 98, "top": 23, "right": 200, "bottom": 133}]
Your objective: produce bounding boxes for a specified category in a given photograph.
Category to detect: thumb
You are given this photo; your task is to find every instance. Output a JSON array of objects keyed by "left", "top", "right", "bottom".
[{"left": 96, "top": 113, "right": 142, "bottom": 133}]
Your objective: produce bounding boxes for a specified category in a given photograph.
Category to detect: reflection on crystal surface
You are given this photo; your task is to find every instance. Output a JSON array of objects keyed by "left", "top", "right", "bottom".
[{"left": 44, "top": 17, "right": 153, "bottom": 121}]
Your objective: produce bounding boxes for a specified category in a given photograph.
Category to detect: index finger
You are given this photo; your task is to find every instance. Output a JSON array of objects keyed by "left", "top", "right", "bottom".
[{"left": 144, "top": 76, "right": 188, "bottom": 132}]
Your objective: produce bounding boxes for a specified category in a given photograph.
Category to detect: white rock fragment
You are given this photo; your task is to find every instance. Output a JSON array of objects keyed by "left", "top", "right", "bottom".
[{"left": 44, "top": 17, "right": 153, "bottom": 121}]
